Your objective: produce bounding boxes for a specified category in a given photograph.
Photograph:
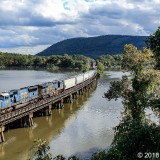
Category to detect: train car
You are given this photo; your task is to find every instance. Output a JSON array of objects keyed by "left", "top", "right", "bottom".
[
  {"left": 53, "top": 80, "right": 64, "bottom": 91},
  {"left": 0, "top": 92, "right": 11, "bottom": 109},
  {"left": 9, "top": 89, "right": 20, "bottom": 105},
  {"left": 88, "top": 70, "right": 96, "bottom": 78},
  {"left": 64, "top": 77, "right": 76, "bottom": 90},
  {"left": 75, "top": 74, "right": 84, "bottom": 85},
  {"left": 83, "top": 72, "right": 89, "bottom": 81},
  {"left": 19, "top": 87, "right": 29, "bottom": 102},
  {"left": 40, "top": 82, "right": 53, "bottom": 95},
  {"left": 28, "top": 86, "right": 38, "bottom": 100},
  {"left": 47, "top": 82, "right": 53, "bottom": 93},
  {"left": 53, "top": 80, "right": 58, "bottom": 91},
  {"left": 58, "top": 80, "right": 64, "bottom": 90}
]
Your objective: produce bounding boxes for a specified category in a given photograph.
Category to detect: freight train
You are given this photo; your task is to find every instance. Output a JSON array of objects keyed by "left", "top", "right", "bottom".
[{"left": 0, "top": 70, "right": 96, "bottom": 113}]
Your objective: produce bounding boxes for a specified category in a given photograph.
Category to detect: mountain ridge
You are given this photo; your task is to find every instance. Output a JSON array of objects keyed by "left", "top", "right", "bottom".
[{"left": 37, "top": 35, "right": 148, "bottom": 59}]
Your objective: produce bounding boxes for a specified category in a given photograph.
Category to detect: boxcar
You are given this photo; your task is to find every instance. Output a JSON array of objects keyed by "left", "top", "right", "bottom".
[
  {"left": 64, "top": 77, "right": 76, "bottom": 90},
  {"left": 0, "top": 92, "right": 11, "bottom": 109},
  {"left": 75, "top": 74, "right": 84, "bottom": 84}
]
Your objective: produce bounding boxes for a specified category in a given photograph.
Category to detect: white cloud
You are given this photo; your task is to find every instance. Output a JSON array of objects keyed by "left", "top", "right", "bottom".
[{"left": 0, "top": 0, "right": 159, "bottom": 51}]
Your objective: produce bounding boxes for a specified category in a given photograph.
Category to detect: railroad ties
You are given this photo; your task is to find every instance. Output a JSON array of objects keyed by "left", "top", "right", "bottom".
[{"left": 0, "top": 73, "right": 97, "bottom": 143}]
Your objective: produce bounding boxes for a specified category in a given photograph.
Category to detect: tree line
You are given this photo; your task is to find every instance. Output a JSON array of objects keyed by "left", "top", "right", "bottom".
[
  {"left": 0, "top": 53, "right": 92, "bottom": 72},
  {"left": 97, "top": 54, "right": 123, "bottom": 69}
]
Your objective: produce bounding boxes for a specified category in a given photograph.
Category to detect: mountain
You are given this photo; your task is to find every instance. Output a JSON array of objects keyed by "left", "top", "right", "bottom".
[{"left": 37, "top": 35, "right": 148, "bottom": 59}]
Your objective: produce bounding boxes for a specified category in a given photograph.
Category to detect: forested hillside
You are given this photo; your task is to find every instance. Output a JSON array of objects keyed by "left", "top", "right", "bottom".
[{"left": 37, "top": 35, "right": 148, "bottom": 59}]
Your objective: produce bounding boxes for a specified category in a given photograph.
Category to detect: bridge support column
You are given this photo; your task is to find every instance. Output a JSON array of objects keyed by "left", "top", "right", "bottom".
[
  {"left": 67, "top": 94, "right": 73, "bottom": 103},
  {"left": 73, "top": 92, "right": 78, "bottom": 99},
  {"left": 0, "top": 126, "right": 5, "bottom": 143},
  {"left": 79, "top": 89, "right": 83, "bottom": 95},
  {"left": 53, "top": 99, "right": 64, "bottom": 109},
  {"left": 24, "top": 113, "right": 34, "bottom": 127},
  {"left": 60, "top": 99, "right": 64, "bottom": 108},
  {"left": 44, "top": 104, "right": 52, "bottom": 116}
]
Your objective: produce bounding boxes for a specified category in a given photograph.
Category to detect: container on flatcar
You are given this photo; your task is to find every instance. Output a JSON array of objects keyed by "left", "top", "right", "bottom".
[
  {"left": 0, "top": 92, "right": 11, "bottom": 109},
  {"left": 64, "top": 77, "right": 76, "bottom": 90},
  {"left": 88, "top": 70, "right": 95, "bottom": 78},
  {"left": 19, "top": 87, "right": 29, "bottom": 102},
  {"left": 28, "top": 86, "right": 38, "bottom": 100},
  {"left": 75, "top": 74, "right": 84, "bottom": 84}
]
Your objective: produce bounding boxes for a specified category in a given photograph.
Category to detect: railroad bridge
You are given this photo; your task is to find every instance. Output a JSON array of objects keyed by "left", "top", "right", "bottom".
[{"left": 0, "top": 73, "right": 97, "bottom": 143}]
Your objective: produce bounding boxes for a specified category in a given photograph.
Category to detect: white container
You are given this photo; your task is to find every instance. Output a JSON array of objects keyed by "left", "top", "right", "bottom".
[
  {"left": 88, "top": 70, "right": 95, "bottom": 78},
  {"left": 75, "top": 74, "right": 84, "bottom": 84},
  {"left": 64, "top": 77, "right": 76, "bottom": 89},
  {"left": 83, "top": 72, "right": 89, "bottom": 81}
]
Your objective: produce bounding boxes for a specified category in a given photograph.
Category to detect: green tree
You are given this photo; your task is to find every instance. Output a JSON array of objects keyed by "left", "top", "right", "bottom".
[
  {"left": 30, "top": 139, "right": 52, "bottom": 160},
  {"left": 97, "top": 61, "right": 105, "bottom": 77},
  {"left": 103, "top": 44, "right": 160, "bottom": 160},
  {"left": 146, "top": 26, "right": 160, "bottom": 69}
]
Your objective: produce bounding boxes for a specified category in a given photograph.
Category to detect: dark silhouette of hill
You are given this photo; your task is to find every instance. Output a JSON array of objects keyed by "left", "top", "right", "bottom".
[{"left": 37, "top": 35, "right": 148, "bottom": 59}]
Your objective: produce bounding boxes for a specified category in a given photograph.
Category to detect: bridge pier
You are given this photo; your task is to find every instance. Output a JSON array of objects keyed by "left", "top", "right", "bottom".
[
  {"left": 44, "top": 104, "right": 52, "bottom": 116},
  {"left": 73, "top": 92, "right": 78, "bottom": 99},
  {"left": 0, "top": 126, "right": 5, "bottom": 143},
  {"left": 67, "top": 94, "right": 73, "bottom": 103},
  {"left": 53, "top": 99, "right": 64, "bottom": 109},
  {"left": 24, "top": 113, "right": 34, "bottom": 127},
  {"left": 79, "top": 89, "right": 83, "bottom": 95}
]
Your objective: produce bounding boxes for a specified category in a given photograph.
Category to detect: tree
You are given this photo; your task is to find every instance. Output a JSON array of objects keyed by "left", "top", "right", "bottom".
[
  {"left": 103, "top": 44, "right": 160, "bottom": 160},
  {"left": 97, "top": 61, "right": 105, "bottom": 77},
  {"left": 146, "top": 26, "right": 160, "bottom": 69},
  {"left": 30, "top": 139, "right": 52, "bottom": 160}
]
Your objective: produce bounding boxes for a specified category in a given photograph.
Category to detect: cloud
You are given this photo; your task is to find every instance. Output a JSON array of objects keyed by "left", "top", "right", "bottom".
[{"left": 0, "top": 0, "right": 159, "bottom": 51}]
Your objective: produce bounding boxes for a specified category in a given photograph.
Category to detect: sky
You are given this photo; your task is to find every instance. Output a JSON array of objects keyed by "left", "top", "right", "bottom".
[{"left": 0, "top": 0, "right": 160, "bottom": 54}]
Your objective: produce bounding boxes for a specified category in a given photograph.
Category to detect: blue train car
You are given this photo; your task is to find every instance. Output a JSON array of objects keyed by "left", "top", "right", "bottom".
[
  {"left": 28, "top": 86, "right": 38, "bottom": 100},
  {"left": 9, "top": 89, "right": 19, "bottom": 105},
  {"left": 53, "top": 80, "right": 58, "bottom": 90},
  {"left": 41, "top": 83, "right": 48, "bottom": 95},
  {"left": 0, "top": 92, "right": 11, "bottom": 109},
  {"left": 19, "top": 87, "right": 29, "bottom": 102},
  {"left": 53, "top": 80, "right": 64, "bottom": 91},
  {"left": 47, "top": 82, "right": 53, "bottom": 93},
  {"left": 40, "top": 82, "right": 53, "bottom": 95},
  {"left": 58, "top": 80, "right": 64, "bottom": 90}
]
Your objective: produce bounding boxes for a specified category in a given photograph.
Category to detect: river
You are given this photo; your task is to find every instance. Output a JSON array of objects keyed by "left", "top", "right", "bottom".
[{"left": 0, "top": 70, "right": 126, "bottom": 160}]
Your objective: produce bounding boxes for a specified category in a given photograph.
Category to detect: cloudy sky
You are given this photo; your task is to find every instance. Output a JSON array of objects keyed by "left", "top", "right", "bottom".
[{"left": 0, "top": 0, "right": 160, "bottom": 54}]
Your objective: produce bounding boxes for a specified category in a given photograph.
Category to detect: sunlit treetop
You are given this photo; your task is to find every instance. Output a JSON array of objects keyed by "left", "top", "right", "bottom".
[{"left": 122, "top": 44, "right": 155, "bottom": 73}]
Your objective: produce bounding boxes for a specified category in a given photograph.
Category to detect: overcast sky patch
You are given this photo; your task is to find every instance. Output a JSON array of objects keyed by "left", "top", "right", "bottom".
[{"left": 0, "top": 0, "right": 159, "bottom": 54}]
